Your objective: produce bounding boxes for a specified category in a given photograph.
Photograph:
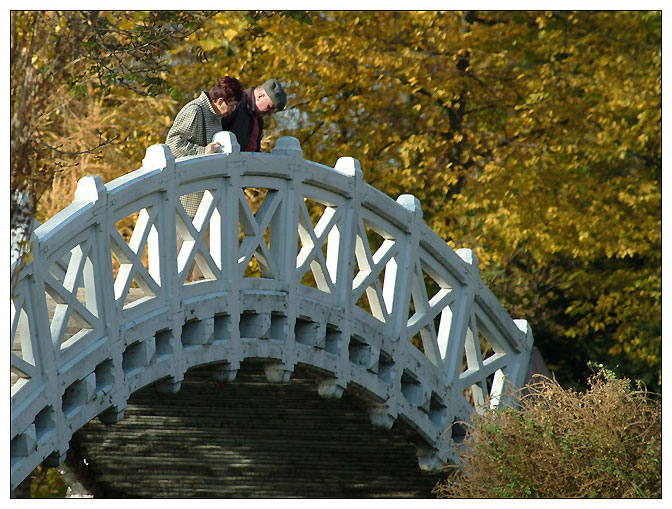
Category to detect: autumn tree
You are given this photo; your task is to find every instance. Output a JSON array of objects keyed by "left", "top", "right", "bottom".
[
  {"left": 18, "top": 10, "right": 661, "bottom": 391},
  {"left": 172, "top": 11, "right": 660, "bottom": 389}
]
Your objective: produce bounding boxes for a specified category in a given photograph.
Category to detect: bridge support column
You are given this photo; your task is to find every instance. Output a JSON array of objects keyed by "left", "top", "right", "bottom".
[
  {"left": 42, "top": 450, "right": 67, "bottom": 468},
  {"left": 417, "top": 448, "right": 446, "bottom": 473},
  {"left": 155, "top": 377, "right": 183, "bottom": 394},
  {"left": 367, "top": 404, "right": 397, "bottom": 430},
  {"left": 10, "top": 424, "right": 36, "bottom": 458}
]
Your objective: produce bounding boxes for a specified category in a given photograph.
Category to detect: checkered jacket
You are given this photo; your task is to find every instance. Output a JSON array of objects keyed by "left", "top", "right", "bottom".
[
  {"left": 166, "top": 91, "right": 222, "bottom": 158},
  {"left": 166, "top": 91, "right": 221, "bottom": 217}
]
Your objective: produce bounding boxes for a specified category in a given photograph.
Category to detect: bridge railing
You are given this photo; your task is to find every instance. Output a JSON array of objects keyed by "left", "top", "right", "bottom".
[{"left": 10, "top": 133, "right": 534, "bottom": 491}]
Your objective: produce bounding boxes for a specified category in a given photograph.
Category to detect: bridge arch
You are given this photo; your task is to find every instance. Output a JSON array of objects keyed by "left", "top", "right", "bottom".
[{"left": 10, "top": 132, "right": 534, "bottom": 491}]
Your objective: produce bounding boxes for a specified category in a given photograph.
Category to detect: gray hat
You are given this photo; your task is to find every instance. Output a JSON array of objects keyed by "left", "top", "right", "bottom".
[{"left": 262, "top": 79, "right": 286, "bottom": 111}]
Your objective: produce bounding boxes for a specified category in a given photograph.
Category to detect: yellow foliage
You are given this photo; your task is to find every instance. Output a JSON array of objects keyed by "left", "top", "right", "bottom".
[
  {"left": 117, "top": 19, "right": 134, "bottom": 30},
  {"left": 24, "top": 10, "right": 661, "bottom": 390}
]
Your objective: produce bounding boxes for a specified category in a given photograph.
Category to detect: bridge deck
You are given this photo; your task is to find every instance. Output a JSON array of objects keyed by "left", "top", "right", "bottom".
[{"left": 68, "top": 362, "right": 441, "bottom": 498}]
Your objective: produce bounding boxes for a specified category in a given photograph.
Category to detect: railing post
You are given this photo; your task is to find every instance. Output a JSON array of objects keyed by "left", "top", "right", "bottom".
[
  {"left": 393, "top": 194, "right": 423, "bottom": 343},
  {"left": 73, "top": 175, "right": 129, "bottom": 425},
  {"left": 142, "top": 144, "right": 184, "bottom": 392},
  {"left": 10, "top": 233, "right": 56, "bottom": 489},
  {"left": 512, "top": 319, "right": 535, "bottom": 386},
  {"left": 258, "top": 137, "right": 306, "bottom": 383},
  {"left": 218, "top": 135, "right": 244, "bottom": 380},
  {"left": 331, "top": 157, "right": 370, "bottom": 403},
  {"left": 441, "top": 249, "right": 478, "bottom": 387}
]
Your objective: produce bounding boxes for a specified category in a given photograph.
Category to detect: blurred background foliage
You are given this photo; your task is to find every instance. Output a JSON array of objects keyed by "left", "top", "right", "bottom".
[{"left": 12, "top": 10, "right": 660, "bottom": 394}]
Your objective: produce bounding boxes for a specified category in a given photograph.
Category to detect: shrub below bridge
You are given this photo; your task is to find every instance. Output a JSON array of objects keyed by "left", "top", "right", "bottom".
[{"left": 434, "top": 366, "right": 661, "bottom": 498}]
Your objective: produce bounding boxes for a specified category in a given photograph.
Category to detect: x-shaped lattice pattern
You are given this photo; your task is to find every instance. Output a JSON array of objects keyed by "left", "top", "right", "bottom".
[
  {"left": 10, "top": 281, "right": 37, "bottom": 383},
  {"left": 296, "top": 199, "right": 341, "bottom": 293},
  {"left": 457, "top": 306, "right": 512, "bottom": 413},
  {"left": 352, "top": 219, "right": 400, "bottom": 323},
  {"left": 176, "top": 189, "right": 222, "bottom": 282},
  {"left": 238, "top": 188, "right": 281, "bottom": 279},
  {"left": 406, "top": 258, "right": 457, "bottom": 367},
  {"left": 111, "top": 207, "right": 161, "bottom": 308},
  {"left": 44, "top": 240, "right": 100, "bottom": 351}
]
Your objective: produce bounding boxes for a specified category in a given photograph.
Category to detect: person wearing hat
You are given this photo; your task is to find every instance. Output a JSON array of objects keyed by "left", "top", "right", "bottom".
[{"left": 221, "top": 78, "right": 286, "bottom": 152}]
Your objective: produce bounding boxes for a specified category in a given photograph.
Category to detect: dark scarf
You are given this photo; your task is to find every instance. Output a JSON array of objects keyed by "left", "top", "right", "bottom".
[{"left": 221, "top": 87, "right": 264, "bottom": 152}]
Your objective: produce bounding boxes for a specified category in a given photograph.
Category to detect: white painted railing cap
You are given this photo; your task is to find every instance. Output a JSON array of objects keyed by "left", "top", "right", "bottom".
[
  {"left": 142, "top": 144, "right": 175, "bottom": 169},
  {"left": 213, "top": 131, "right": 240, "bottom": 155},
  {"left": 334, "top": 156, "right": 363, "bottom": 177},
  {"left": 272, "top": 136, "right": 303, "bottom": 159},
  {"left": 514, "top": 319, "right": 535, "bottom": 348},
  {"left": 74, "top": 175, "right": 106, "bottom": 202},
  {"left": 456, "top": 247, "right": 477, "bottom": 267},
  {"left": 396, "top": 194, "right": 423, "bottom": 220}
]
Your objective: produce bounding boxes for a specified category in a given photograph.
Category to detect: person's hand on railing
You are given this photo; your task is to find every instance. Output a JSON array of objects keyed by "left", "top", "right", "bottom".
[{"left": 205, "top": 141, "right": 222, "bottom": 154}]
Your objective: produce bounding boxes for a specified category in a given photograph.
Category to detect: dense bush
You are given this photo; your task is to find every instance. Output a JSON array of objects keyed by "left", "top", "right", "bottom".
[{"left": 434, "top": 367, "right": 661, "bottom": 498}]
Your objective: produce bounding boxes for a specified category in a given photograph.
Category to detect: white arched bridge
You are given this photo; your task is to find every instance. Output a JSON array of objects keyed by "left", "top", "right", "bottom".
[{"left": 10, "top": 133, "right": 534, "bottom": 493}]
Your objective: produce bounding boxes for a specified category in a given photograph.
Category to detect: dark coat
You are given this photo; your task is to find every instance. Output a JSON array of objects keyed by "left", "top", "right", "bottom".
[{"left": 221, "top": 87, "right": 263, "bottom": 152}]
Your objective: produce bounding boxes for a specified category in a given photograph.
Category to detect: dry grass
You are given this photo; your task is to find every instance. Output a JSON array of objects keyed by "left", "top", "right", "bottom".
[
  {"left": 36, "top": 89, "right": 172, "bottom": 224},
  {"left": 434, "top": 367, "right": 661, "bottom": 498}
]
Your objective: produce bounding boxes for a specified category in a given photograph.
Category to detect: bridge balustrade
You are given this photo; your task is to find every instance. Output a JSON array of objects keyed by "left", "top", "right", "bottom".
[{"left": 10, "top": 132, "right": 534, "bottom": 491}]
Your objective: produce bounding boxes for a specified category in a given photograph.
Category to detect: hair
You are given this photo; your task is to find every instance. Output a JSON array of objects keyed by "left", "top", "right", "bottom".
[{"left": 210, "top": 76, "right": 244, "bottom": 104}]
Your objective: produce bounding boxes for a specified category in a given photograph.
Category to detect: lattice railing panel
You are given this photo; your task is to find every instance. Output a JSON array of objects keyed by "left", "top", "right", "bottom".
[{"left": 11, "top": 273, "right": 39, "bottom": 395}]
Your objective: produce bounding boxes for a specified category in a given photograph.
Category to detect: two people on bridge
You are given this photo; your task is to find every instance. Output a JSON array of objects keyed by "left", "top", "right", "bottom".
[
  {"left": 166, "top": 76, "right": 287, "bottom": 159},
  {"left": 166, "top": 77, "right": 287, "bottom": 280},
  {"left": 165, "top": 76, "right": 286, "bottom": 219}
]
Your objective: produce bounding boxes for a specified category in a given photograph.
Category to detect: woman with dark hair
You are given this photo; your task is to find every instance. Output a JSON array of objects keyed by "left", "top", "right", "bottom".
[
  {"left": 166, "top": 76, "right": 244, "bottom": 223},
  {"left": 166, "top": 76, "right": 244, "bottom": 158},
  {"left": 209, "top": 76, "right": 244, "bottom": 113}
]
